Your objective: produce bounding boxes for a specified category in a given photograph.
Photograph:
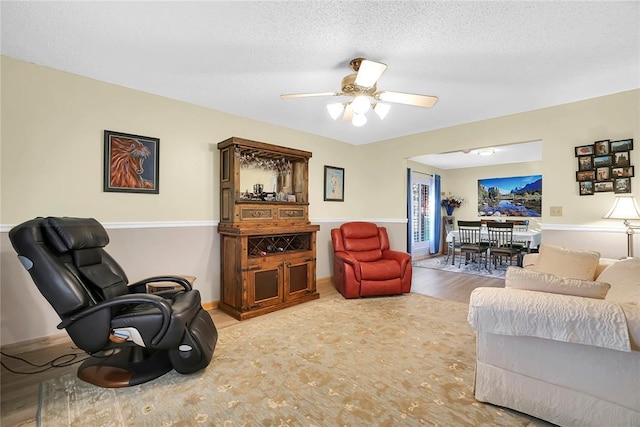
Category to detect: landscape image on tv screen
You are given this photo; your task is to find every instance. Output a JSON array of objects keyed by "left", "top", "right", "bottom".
[{"left": 478, "top": 175, "right": 542, "bottom": 217}]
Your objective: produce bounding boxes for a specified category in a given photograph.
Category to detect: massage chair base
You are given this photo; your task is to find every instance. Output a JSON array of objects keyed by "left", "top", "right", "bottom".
[{"left": 78, "top": 347, "right": 174, "bottom": 388}]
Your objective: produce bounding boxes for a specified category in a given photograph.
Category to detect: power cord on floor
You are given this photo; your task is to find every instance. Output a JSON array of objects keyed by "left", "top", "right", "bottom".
[{"left": 0, "top": 350, "right": 89, "bottom": 374}]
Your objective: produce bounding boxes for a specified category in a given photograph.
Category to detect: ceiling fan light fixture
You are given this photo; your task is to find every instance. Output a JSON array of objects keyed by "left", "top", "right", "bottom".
[
  {"left": 280, "top": 57, "right": 439, "bottom": 126},
  {"left": 353, "top": 59, "right": 388, "bottom": 88},
  {"left": 327, "top": 102, "right": 345, "bottom": 120},
  {"left": 350, "top": 96, "right": 371, "bottom": 115},
  {"left": 352, "top": 113, "right": 367, "bottom": 127},
  {"left": 373, "top": 103, "right": 391, "bottom": 120}
]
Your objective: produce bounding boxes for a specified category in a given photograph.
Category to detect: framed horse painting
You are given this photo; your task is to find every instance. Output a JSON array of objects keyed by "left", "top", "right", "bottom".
[{"left": 103, "top": 130, "right": 160, "bottom": 194}]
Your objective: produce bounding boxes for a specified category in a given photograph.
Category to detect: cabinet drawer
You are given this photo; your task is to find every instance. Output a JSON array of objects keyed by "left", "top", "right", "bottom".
[
  {"left": 277, "top": 207, "right": 306, "bottom": 220},
  {"left": 240, "top": 207, "right": 274, "bottom": 221}
]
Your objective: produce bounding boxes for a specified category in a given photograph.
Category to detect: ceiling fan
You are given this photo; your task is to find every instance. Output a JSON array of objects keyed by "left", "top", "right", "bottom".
[{"left": 280, "top": 58, "right": 438, "bottom": 126}]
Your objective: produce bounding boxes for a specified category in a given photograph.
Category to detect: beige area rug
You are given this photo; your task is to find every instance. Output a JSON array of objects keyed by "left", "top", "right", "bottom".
[
  {"left": 414, "top": 255, "right": 508, "bottom": 279},
  {"left": 38, "top": 294, "right": 542, "bottom": 426}
]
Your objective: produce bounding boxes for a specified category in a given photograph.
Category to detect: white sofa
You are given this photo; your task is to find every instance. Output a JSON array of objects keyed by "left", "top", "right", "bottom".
[{"left": 468, "top": 246, "right": 640, "bottom": 427}]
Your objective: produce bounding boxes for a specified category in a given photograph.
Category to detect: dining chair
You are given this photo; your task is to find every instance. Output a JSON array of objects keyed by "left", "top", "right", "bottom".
[
  {"left": 444, "top": 221, "right": 460, "bottom": 265},
  {"left": 509, "top": 219, "right": 531, "bottom": 256},
  {"left": 457, "top": 220, "right": 488, "bottom": 271},
  {"left": 486, "top": 221, "right": 521, "bottom": 271}
]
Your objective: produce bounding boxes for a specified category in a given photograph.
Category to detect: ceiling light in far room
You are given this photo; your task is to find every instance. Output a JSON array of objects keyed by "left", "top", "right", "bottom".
[
  {"left": 327, "top": 103, "right": 345, "bottom": 120},
  {"left": 373, "top": 103, "right": 391, "bottom": 120},
  {"left": 352, "top": 113, "right": 367, "bottom": 127},
  {"left": 477, "top": 148, "right": 496, "bottom": 156}
]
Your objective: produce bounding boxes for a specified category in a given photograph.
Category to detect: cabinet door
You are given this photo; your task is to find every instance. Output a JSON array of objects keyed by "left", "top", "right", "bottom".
[
  {"left": 284, "top": 258, "right": 315, "bottom": 300},
  {"left": 247, "top": 262, "right": 283, "bottom": 309}
]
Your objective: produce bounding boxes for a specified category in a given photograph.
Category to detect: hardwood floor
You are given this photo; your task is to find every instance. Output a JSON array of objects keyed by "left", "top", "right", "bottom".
[{"left": 0, "top": 270, "right": 503, "bottom": 426}]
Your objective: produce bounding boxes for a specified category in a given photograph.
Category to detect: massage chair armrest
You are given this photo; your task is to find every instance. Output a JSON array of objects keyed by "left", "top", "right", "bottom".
[
  {"left": 57, "top": 294, "right": 173, "bottom": 346},
  {"left": 128, "top": 275, "right": 195, "bottom": 293}
]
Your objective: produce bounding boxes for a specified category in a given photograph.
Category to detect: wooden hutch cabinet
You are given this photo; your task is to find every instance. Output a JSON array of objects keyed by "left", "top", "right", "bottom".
[{"left": 217, "top": 137, "right": 319, "bottom": 320}]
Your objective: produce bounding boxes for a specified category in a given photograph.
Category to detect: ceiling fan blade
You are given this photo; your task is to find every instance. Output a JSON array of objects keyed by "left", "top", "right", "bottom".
[
  {"left": 376, "top": 91, "right": 438, "bottom": 108},
  {"left": 342, "top": 103, "right": 354, "bottom": 121},
  {"left": 354, "top": 60, "right": 387, "bottom": 88},
  {"left": 280, "top": 92, "right": 338, "bottom": 99}
]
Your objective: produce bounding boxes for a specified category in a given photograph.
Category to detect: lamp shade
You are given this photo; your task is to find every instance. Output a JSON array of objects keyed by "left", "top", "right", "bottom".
[
  {"left": 373, "top": 103, "right": 391, "bottom": 120},
  {"left": 326, "top": 103, "right": 345, "bottom": 120},
  {"left": 603, "top": 195, "right": 640, "bottom": 220},
  {"left": 350, "top": 96, "right": 371, "bottom": 115},
  {"left": 351, "top": 113, "right": 367, "bottom": 127}
]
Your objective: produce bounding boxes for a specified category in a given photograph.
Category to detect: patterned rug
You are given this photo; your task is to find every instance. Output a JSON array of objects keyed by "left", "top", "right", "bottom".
[
  {"left": 414, "top": 255, "right": 509, "bottom": 279},
  {"left": 38, "top": 294, "right": 542, "bottom": 426}
]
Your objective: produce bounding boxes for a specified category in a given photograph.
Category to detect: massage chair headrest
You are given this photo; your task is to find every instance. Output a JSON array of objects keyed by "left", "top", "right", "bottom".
[{"left": 44, "top": 217, "right": 109, "bottom": 253}]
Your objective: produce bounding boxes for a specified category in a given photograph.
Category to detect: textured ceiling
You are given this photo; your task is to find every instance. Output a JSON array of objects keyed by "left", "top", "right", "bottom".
[{"left": 1, "top": 1, "right": 639, "bottom": 152}]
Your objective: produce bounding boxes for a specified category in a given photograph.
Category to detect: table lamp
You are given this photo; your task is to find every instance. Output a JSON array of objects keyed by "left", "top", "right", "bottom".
[{"left": 603, "top": 195, "right": 640, "bottom": 258}]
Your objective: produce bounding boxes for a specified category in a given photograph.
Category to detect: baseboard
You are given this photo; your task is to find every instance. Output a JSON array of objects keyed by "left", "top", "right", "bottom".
[
  {"left": 202, "top": 301, "right": 218, "bottom": 311},
  {"left": 3, "top": 281, "right": 333, "bottom": 353},
  {"left": 1, "top": 331, "right": 72, "bottom": 355},
  {"left": 316, "top": 276, "right": 333, "bottom": 288}
]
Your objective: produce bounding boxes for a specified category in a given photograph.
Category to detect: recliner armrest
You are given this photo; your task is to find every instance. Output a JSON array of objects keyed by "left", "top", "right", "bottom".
[
  {"left": 334, "top": 252, "right": 360, "bottom": 268},
  {"left": 333, "top": 251, "right": 362, "bottom": 282},
  {"left": 382, "top": 250, "right": 411, "bottom": 274}
]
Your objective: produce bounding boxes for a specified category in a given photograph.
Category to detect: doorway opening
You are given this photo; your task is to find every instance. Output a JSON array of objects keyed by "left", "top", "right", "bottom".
[{"left": 407, "top": 170, "right": 437, "bottom": 259}]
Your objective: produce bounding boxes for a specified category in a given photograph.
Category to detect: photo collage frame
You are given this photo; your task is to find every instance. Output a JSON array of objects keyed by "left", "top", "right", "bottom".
[{"left": 575, "top": 138, "right": 634, "bottom": 196}]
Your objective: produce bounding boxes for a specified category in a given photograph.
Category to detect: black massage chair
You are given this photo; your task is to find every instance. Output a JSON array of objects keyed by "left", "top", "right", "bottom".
[{"left": 9, "top": 217, "right": 217, "bottom": 387}]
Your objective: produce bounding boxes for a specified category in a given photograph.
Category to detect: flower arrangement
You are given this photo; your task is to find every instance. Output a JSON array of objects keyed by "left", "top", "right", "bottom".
[{"left": 441, "top": 195, "right": 464, "bottom": 215}]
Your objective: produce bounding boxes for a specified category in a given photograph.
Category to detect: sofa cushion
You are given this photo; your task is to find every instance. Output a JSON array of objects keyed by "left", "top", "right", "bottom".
[
  {"left": 599, "top": 258, "right": 640, "bottom": 305},
  {"left": 533, "top": 245, "right": 600, "bottom": 281},
  {"left": 505, "top": 267, "right": 611, "bottom": 299}
]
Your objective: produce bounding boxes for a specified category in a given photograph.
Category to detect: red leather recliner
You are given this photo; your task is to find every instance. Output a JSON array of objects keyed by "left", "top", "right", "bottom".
[{"left": 330, "top": 222, "right": 412, "bottom": 298}]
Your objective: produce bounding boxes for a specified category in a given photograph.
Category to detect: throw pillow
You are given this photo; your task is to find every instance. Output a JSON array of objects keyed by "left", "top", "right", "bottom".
[
  {"left": 598, "top": 258, "right": 640, "bottom": 305},
  {"left": 533, "top": 244, "right": 600, "bottom": 280},
  {"left": 505, "top": 266, "right": 611, "bottom": 299}
]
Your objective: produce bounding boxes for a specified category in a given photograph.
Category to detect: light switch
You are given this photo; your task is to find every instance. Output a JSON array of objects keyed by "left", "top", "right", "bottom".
[{"left": 550, "top": 206, "right": 563, "bottom": 216}]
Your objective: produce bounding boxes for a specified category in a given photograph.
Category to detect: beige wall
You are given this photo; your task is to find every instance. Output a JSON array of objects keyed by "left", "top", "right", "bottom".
[
  {"left": 0, "top": 56, "right": 364, "bottom": 223},
  {"left": 0, "top": 57, "right": 405, "bottom": 345},
  {"left": 443, "top": 161, "right": 544, "bottom": 230},
  {"left": 359, "top": 90, "right": 639, "bottom": 225},
  {"left": 1, "top": 56, "right": 639, "bottom": 345}
]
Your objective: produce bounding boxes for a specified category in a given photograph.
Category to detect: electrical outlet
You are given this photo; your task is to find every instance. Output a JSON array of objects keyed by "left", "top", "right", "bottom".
[{"left": 550, "top": 206, "right": 563, "bottom": 217}]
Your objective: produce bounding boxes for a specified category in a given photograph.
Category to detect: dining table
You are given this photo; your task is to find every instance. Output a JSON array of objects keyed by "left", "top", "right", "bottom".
[{"left": 445, "top": 229, "right": 542, "bottom": 265}]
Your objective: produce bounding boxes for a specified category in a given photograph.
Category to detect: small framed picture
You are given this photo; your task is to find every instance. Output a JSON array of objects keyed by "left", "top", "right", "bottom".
[
  {"left": 575, "top": 145, "right": 594, "bottom": 157},
  {"left": 611, "top": 166, "right": 634, "bottom": 178},
  {"left": 579, "top": 181, "right": 594, "bottom": 196},
  {"left": 593, "top": 155, "right": 612, "bottom": 167},
  {"left": 324, "top": 165, "right": 344, "bottom": 202},
  {"left": 103, "top": 130, "right": 160, "bottom": 194},
  {"left": 594, "top": 181, "right": 614, "bottom": 192},
  {"left": 578, "top": 156, "right": 593, "bottom": 171},
  {"left": 594, "top": 140, "right": 610, "bottom": 156},
  {"left": 595, "top": 167, "right": 610, "bottom": 181},
  {"left": 611, "top": 139, "right": 633, "bottom": 152},
  {"left": 612, "top": 151, "right": 631, "bottom": 167},
  {"left": 576, "top": 170, "right": 595, "bottom": 181},
  {"left": 614, "top": 178, "right": 631, "bottom": 194}
]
